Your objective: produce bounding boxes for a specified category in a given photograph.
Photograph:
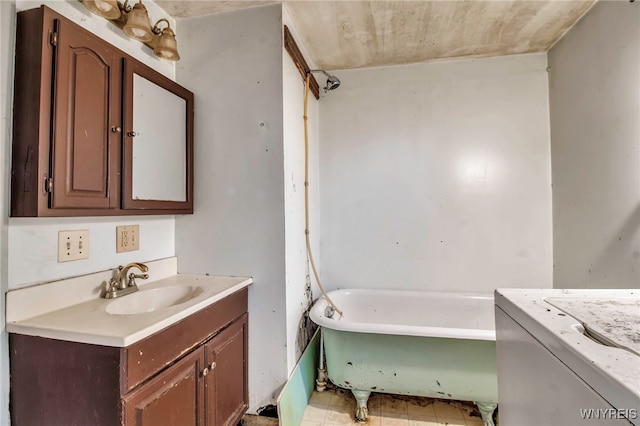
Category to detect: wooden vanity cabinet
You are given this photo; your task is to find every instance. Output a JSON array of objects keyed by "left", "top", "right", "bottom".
[
  {"left": 9, "top": 289, "right": 248, "bottom": 426},
  {"left": 122, "top": 314, "right": 249, "bottom": 426},
  {"left": 11, "top": 6, "right": 194, "bottom": 217}
]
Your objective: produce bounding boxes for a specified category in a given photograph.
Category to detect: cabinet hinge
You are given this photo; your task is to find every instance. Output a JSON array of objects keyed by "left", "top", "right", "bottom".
[
  {"left": 50, "top": 32, "right": 58, "bottom": 47},
  {"left": 44, "top": 177, "right": 53, "bottom": 193}
]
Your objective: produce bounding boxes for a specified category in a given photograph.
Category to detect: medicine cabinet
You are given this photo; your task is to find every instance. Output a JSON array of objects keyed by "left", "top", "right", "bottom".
[{"left": 11, "top": 5, "right": 194, "bottom": 217}]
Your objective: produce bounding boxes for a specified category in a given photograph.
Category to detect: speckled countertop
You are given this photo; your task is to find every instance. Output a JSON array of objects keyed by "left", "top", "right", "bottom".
[
  {"left": 495, "top": 288, "right": 640, "bottom": 415},
  {"left": 546, "top": 297, "right": 640, "bottom": 356}
]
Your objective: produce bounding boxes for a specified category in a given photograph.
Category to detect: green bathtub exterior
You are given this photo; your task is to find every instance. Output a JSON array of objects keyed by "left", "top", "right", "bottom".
[{"left": 323, "top": 327, "right": 498, "bottom": 404}]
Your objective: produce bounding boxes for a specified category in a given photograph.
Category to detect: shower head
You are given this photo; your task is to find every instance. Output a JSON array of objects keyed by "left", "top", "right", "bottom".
[
  {"left": 325, "top": 75, "right": 341, "bottom": 91},
  {"left": 310, "top": 69, "right": 341, "bottom": 91}
]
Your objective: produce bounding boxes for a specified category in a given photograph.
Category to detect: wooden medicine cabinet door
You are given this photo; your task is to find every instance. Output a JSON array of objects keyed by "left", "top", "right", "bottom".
[
  {"left": 11, "top": 6, "right": 120, "bottom": 216},
  {"left": 50, "top": 16, "right": 121, "bottom": 210},
  {"left": 122, "top": 58, "right": 194, "bottom": 213}
]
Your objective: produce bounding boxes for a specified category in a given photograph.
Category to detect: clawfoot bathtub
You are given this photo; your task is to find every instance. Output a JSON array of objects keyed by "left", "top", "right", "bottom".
[{"left": 310, "top": 289, "right": 498, "bottom": 426}]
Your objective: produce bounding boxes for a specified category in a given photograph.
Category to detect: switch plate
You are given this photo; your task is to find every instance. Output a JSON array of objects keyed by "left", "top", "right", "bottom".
[
  {"left": 116, "top": 225, "right": 140, "bottom": 253},
  {"left": 58, "top": 230, "right": 90, "bottom": 262}
]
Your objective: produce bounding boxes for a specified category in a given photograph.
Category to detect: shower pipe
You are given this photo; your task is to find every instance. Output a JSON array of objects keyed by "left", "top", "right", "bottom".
[{"left": 303, "top": 73, "right": 343, "bottom": 318}]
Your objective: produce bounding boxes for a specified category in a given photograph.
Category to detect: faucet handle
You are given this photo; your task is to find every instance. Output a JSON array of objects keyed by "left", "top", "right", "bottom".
[
  {"left": 104, "top": 278, "right": 118, "bottom": 297},
  {"left": 130, "top": 273, "right": 149, "bottom": 282},
  {"left": 106, "top": 278, "right": 117, "bottom": 290},
  {"left": 127, "top": 272, "right": 149, "bottom": 287}
]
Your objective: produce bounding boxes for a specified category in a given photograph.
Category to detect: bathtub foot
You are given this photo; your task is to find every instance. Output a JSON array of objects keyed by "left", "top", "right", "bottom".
[
  {"left": 474, "top": 402, "right": 498, "bottom": 426},
  {"left": 351, "top": 389, "right": 371, "bottom": 422},
  {"left": 316, "top": 329, "right": 328, "bottom": 392},
  {"left": 316, "top": 368, "right": 328, "bottom": 392}
]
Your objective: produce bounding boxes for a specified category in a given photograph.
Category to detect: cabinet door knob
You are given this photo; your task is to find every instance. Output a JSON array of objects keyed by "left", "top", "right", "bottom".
[
  {"left": 111, "top": 126, "right": 121, "bottom": 133},
  {"left": 210, "top": 362, "right": 216, "bottom": 370},
  {"left": 201, "top": 367, "right": 209, "bottom": 377},
  {"left": 127, "top": 131, "right": 137, "bottom": 137}
]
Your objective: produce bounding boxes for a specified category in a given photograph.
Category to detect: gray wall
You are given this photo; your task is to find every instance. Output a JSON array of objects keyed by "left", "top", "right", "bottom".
[
  {"left": 175, "top": 5, "right": 288, "bottom": 412},
  {"left": 549, "top": 0, "right": 640, "bottom": 289}
]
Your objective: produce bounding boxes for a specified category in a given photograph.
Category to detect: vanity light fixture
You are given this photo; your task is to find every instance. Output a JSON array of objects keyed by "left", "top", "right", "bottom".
[
  {"left": 151, "top": 19, "right": 180, "bottom": 61},
  {"left": 122, "top": 1, "right": 153, "bottom": 42},
  {"left": 80, "top": 0, "right": 180, "bottom": 61},
  {"left": 81, "top": 0, "right": 121, "bottom": 19}
]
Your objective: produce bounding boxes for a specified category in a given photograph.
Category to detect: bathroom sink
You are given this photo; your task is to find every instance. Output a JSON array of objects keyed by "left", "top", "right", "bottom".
[{"left": 105, "top": 285, "right": 205, "bottom": 315}]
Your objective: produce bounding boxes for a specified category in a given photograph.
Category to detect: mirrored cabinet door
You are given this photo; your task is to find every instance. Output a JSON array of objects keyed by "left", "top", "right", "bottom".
[{"left": 122, "top": 59, "right": 194, "bottom": 213}]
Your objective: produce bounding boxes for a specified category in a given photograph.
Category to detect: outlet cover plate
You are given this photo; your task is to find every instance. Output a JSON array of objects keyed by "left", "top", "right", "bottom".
[
  {"left": 58, "top": 230, "right": 90, "bottom": 262},
  {"left": 116, "top": 225, "right": 140, "bottom": 253}
]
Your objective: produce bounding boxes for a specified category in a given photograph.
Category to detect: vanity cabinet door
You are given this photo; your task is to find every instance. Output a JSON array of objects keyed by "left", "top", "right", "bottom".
[
  {"left": 122, "top": 349, "right": 206, "bottom": 426},
  {"left": 204, "top": 314, "right": 249, "bottom": 426}
]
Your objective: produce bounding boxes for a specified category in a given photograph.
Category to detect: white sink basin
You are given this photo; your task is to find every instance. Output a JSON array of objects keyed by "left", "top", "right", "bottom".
[{"left": 106, "top": 285, "right": 204, "bottom": 315}]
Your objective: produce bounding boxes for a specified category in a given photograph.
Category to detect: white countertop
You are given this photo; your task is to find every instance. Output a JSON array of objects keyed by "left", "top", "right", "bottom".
[
  {"left": 6, "top": 258, "right": 252, "bottom": 347},
  {"left": 495, "top": 288, "right": 640, "bottom": 414}
]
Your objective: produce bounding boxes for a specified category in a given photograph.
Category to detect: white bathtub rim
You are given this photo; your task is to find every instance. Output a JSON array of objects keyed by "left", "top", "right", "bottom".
[
  {"left": 322, "top": 322, "right": 496, "bottom": 341},
  {"left": 310, "top": 288, "right": 496, "bottom": 341}
]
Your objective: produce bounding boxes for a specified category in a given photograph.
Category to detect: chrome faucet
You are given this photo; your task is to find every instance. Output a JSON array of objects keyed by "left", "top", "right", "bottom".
[{"left": 103, "top": 262, "right": 149, "bottom": 299}]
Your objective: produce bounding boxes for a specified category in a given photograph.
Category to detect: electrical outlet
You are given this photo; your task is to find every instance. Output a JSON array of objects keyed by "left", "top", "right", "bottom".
[
  {"left": 116, "top": 225, "right": 140, "bottom": 253},
  {"left": 58, "top": 230, "right": 90, "bottom": 262}
]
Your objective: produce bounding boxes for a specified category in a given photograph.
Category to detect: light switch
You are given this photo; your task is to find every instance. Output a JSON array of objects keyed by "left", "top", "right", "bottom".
[{"left": 58, "top": 230, "right": 90, "bottom": 262}]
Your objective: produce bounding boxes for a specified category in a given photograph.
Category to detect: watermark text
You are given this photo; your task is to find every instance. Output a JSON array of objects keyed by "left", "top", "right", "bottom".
[{"left": 579, "top": 408, "right": 638, "bottom": 420}]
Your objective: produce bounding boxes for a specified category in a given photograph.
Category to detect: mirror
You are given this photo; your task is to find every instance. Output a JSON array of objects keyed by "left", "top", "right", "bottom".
[
  {"left": 132, "top": 74, "right": 187, "bottom": 202},
  {"left": 122, "top": 58, "right": 193, "bottom": 212}
]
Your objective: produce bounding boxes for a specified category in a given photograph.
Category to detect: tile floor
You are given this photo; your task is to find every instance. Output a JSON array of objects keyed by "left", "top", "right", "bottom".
[
  {"left": 241, "top": 387, "right": 495, "bottom": 426},
  {"left": 300, "top": 388, "right": 490, "bottom": 426},
  {"left": 242, "top": 414, "right": 279, "bottom": 426}
]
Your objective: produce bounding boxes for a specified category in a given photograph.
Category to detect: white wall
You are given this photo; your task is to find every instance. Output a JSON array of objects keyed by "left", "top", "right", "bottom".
[
  {"left": 549, "top": 0, "right": 640, "bottom": 289},
  {"left": 4, "top": 1, "right": 178, "bottom": 287},
  {"left": 8, "top": 217, "right": 174, "bottom": 289},
  {"left": 318, "top": 54, "right": 553, "bottom": 294},
  {"left": 2, "top": 1, "right": 177, "bottom": 423},
  {"left": 174, "top": 4, "right": 288, "bottom": 413},
  {"left": 1, "top": 2, "right": 16, "bottom": 423},
  {"left": 282, "top": 5, "right": 321, "bottom": 374},
  {"left": 5, "top": 1, "right": 178, "bottom": 287}
]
